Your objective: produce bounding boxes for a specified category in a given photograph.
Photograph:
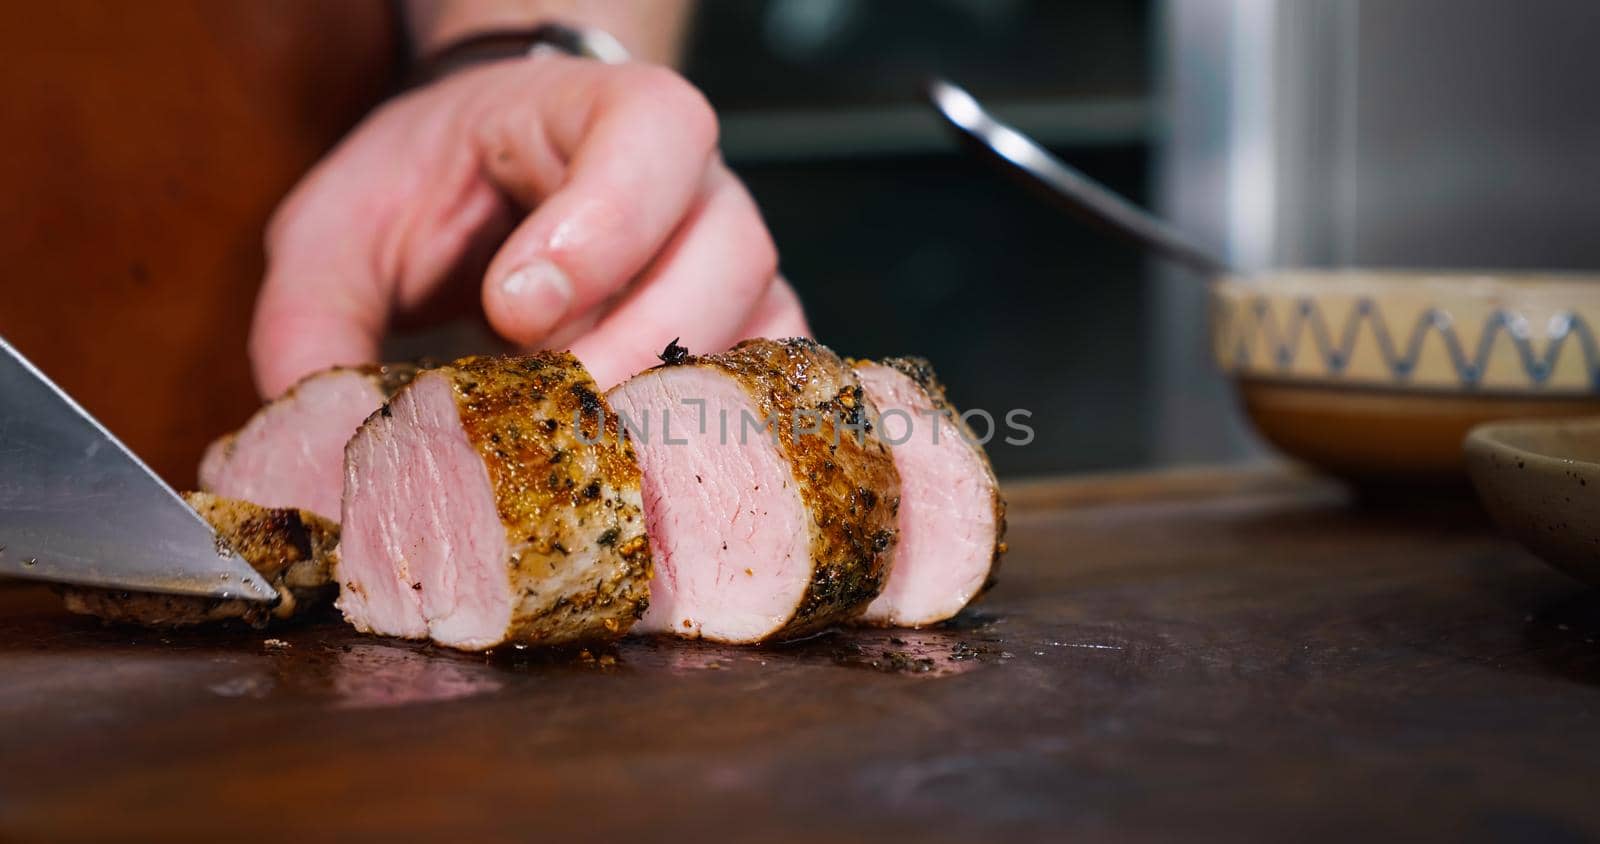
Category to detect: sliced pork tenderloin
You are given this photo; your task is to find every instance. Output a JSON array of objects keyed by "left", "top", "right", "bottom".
[
  {"left": 851, "top": 358, "right": 1006, "bottom": 627},
  {"left": 607, "top": 338, "right": 900, "bottom": 643},
  {"left": 200, "top": 364, "right": 420, "bottom": 520},
  {"left": 60, "top": 492, "right": 339, "bottom": 627},
  {"left": 337, "top": 353, "right": 651, "bottom": 651}
]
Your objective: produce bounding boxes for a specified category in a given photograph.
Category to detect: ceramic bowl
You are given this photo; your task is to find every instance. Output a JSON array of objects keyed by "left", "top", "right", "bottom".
[
  {"left": 1211, "top": 271, "right": 1600, "bottom": 482},
  {"left": 1464, "top": 418, "right": 1600, "bottom": 586}
]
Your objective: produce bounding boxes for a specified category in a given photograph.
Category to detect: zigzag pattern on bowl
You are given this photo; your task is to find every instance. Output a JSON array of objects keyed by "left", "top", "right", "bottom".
[{"left": 1212, "top": 295, "right": 1600, "bottom": 393}]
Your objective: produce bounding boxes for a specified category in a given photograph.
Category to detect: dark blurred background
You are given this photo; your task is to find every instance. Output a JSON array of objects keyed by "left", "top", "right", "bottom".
[
  {"left": 683, "top": 0, "right": 1155, "bottom": 477},
  {"left": 680, "top": 0, "right": 1600, "bottom": 477},
  {"left": 6, "top": 0, "right": 1600, "bottom": 483}
]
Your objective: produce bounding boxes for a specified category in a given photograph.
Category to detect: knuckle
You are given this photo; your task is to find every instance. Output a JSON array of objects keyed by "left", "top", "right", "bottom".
[
  {"left": 726, "top": 183, "right": 778, "bottom": 284},
  {"left": 261, "top": 192, "right": 303, "bottom": 255},
  {"left": 749, "top": 227, "right": 780, "bottom": 284},
  {"left": 626, "top": 65, "right": 719, "bottom": 152},
  {"left": 262, "top": 169, "right": 341, "bottom": 258},
  {"left": 246, "top": 308, "right": 287, "bottom": 382}
]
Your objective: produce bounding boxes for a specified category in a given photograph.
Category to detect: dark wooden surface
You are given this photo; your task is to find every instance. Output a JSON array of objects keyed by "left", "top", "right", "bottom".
[{"left": 3, "top": 468, "right": 1600, "bottom": 842}]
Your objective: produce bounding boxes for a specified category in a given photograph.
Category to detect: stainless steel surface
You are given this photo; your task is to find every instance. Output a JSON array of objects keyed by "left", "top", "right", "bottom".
[
  {"left": 1154, "top": 0, "right": 1600, "bottom": 467},
  {"left": 928, "top": 78, "right": 1229, "bottom": 276},
  {"left": 1262, "top": 0, "right": 1600, "bottom": 270},
  {"left": 0, "top": 336, "right": 276, "bottom": 602},
  {"left": 1150, "top": 0, "right": 1273, "bottom": 468}
]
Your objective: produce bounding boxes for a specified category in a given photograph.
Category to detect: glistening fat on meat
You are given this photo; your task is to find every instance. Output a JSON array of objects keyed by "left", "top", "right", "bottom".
[
  {"left": 200, "top": 364, "right": 420, "bottom": 520},
  {"left": 607, "top": 338, "right": 900, "bottom": 643},
  {"left": 336, "top": 352, "right": 652, "bottom": 651}
]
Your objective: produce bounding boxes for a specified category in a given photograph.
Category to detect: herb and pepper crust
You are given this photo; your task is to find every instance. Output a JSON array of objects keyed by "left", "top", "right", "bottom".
[
  {"left": 663, "top": 338, "right": 902, "bottom": 639},
  {"left": 60, "top": 492, "right": 338, "bottom": 628},
  {"left": 359, "top": 361, "right": 425, "bottom": 398},
  {"left": 443, "top": 352, "right": 652, "bottom": 646}
]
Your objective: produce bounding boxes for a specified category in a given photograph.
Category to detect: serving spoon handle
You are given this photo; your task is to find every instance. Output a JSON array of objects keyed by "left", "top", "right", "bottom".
[{"left": 927, "top": 78, "right": 1233, "bottom": 277}]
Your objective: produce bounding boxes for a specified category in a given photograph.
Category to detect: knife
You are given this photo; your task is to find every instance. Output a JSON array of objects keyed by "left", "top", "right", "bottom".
[{"left": 0, "top": 335, "right": 277, "bottom": 603}]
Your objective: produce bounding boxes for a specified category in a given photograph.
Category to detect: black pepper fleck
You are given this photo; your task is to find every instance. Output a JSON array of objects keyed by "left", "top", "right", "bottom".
[{"left": 658, "top": 337, "right": 690, "bottom": 365}]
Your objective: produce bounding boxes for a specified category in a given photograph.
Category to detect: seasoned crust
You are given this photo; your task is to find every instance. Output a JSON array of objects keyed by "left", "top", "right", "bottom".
[
  {"left": 355, "top": 361, "right": 424, "bottom": 399},
  {"left": 445, "top": 352, "right": 652, "bottom": 645},
  {"left": 867, "top": 356, "right": 1007, "bottom": 603},
  {"left": 59, "top": 492, "right": 339, "bottom": 628},
  {"left": 670, "top": 338, "right": 901, "bottom": 638}
]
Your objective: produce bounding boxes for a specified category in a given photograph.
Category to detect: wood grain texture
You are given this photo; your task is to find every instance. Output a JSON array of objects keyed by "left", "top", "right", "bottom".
[
  {"left": 0, "top": 1, "right": 397, "bottom": 484},
  {"left": 1, "top": 468, "right": 1598, "bottom": 840}
]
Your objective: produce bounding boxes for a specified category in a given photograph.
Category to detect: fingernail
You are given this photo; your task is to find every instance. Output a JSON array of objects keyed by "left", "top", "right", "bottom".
[{"left": 497, "top": 260, "right": 574, "bottom": 342}]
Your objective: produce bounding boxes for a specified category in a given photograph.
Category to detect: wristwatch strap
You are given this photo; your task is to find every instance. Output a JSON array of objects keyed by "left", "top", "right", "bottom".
[{"left": 410, "top": 22, "right": 631, "bottom": 87}]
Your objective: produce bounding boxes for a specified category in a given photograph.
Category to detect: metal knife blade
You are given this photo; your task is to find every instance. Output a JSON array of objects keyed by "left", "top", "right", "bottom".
[{"left": 0, "top": 335, "right": 277, "bottom": 603}]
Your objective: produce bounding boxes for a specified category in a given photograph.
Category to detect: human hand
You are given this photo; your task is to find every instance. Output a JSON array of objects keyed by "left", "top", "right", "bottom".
[{"left": 249, "top": 53, "right": 808, "bottom": 397}]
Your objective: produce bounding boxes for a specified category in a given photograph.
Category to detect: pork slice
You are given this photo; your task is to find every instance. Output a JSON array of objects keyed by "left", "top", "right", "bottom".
[
  {"left": 852, "top": 358, "right": 1006, "bottom": 627},
  {"left": 60, "top": 492, "right": 339, "bottom": 627},
  {"left": 336, "top": 353, "right": 651, "bottom": 651},
  {"left": 199, "top": 364, "right": 420, "bottom": 520},
  {"left": 607, "top": 338, "right": 900, "bottom": 643}
]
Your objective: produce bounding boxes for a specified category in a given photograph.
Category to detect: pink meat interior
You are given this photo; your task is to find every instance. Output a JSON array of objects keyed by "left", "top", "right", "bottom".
[
  {"left": 199, "top": 370, "right": 384, "bottom": 520},
  {"left": 608, "top": 367, "right": 809, "bottom": 642},
  {"left": 336, "top": 372, "right": 510, "bottom": 648},
  {"left": 855, "top": 363, "right": 996, "bottom": 626}
]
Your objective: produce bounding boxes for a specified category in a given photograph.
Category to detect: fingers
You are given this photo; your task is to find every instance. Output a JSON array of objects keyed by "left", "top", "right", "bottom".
[
  {"left": 735, "top": 276, "right": 812, "bottom": 341},
  {"left": 570, "top": 273, "right": 810, "bottom": 390},
  {"left": 249, "top": 169, "right": 390, "bottom": 398},
  {"left": 566, "top": 163, "right": 779, "bottom": 388},
  {"left": 250, "top": 55, "right": 790, "bottom": 399},
  {"left": 477, "top": 58, "right": 719, "bottom": 347},
  {"left": 249, "top": 85, "right": 508, "bottom": 398},
  {"left": 250, "top": 285, "right": 384, "bottom": 399},
  {"left": 249, "top": 173, "right": 506, "bottom": 397}
]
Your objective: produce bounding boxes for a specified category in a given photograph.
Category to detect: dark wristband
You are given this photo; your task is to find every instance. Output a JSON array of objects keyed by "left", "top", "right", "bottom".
[{"left": 409, "top": 22, "right": 630, "bottom": 87}]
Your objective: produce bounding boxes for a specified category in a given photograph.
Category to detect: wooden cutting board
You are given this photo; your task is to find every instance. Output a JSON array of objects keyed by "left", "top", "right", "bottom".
[{"left": 1, "top": 467, "right": 1598, "bottom": 841}]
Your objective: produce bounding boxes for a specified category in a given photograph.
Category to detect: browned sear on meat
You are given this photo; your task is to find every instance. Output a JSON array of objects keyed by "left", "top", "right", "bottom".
[{"left": 59, "top": 492, "right": 338, "bottom": 628}]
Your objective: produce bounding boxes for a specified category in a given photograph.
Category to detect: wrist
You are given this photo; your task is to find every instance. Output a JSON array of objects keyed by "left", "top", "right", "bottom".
[
  {"left": 403, "top": 1, "right": 692, "bottom": 67},
  {"left": 409, "top": 23, "right": 630, "bottom": 87}
]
